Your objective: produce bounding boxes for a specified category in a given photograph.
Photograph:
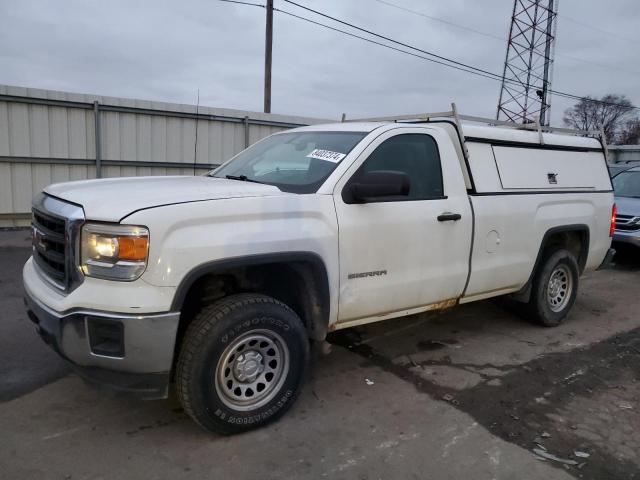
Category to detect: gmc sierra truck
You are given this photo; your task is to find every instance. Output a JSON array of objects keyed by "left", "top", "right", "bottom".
[{"left": 23, "top": 109, "right": 615, "bottom": 434}]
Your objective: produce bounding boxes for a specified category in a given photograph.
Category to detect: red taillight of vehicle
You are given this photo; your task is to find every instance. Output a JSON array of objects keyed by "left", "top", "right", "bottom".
[{"left": 610, "top": 203, "right": 617, "bottom": 237}]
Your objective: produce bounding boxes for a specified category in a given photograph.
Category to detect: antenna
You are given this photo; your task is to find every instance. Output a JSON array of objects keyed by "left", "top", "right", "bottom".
[{"left": 192, "top": 88, "right": 200, "bottom": 176}]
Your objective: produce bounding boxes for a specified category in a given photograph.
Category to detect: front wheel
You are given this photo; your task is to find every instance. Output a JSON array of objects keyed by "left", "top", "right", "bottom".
[
  {"left": 176, "top": 294, "right": 309, "bottom": 435},
  {"left": 525, "top": 248, "right": 579, "bottom": 327}
]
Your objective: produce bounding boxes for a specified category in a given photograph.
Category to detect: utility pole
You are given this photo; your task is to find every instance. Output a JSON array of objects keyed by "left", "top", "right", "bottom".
[{"left": 264, "top": 0, "right": 273, "bottom": 113}]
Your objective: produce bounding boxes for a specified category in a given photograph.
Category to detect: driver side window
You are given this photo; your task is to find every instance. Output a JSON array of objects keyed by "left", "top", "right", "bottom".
[{"left": 354, "top": 133, "right": 444, "bottom": 201}]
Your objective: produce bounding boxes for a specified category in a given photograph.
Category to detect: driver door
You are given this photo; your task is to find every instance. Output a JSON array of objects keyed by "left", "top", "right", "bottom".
[{"left": 333, "top": 128, "right": 472, "bottom": 324}]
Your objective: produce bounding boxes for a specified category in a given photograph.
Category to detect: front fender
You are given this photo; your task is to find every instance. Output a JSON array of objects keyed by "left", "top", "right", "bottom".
[{"left": 123, "top": 195, "right": 340, "bottom": 327}]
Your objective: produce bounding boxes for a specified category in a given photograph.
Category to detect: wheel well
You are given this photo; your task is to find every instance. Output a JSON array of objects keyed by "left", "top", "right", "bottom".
[
  {"left": 173, "top": 257, "right": 330, "bottom": 367},
  {"left": 512, "top": 225, "right": 589, "bottom": 302},
  {"left": 541, "top": 228, "right": 589, "bottom": 273}
]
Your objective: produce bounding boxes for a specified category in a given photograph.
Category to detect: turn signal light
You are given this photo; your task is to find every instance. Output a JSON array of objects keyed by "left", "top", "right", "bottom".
[{"left": 117, "top": 236, "right": 149, "bottom": 261}]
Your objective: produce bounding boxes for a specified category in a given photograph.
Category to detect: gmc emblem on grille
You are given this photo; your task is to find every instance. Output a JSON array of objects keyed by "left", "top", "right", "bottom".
[{"left": 32, "top": 227, "right": 48, "bottom": 252}]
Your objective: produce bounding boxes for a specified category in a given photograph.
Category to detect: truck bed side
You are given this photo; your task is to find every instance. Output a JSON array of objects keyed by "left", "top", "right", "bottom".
[{"left": 458, "top": 135, "right": 613, "bottom": 303}]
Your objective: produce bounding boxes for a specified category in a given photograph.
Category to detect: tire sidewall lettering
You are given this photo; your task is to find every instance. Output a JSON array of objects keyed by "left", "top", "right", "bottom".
[
  {"left": 215, "top": 389, "right": 294, "bottom": 424},
  {"left": 220, "top": 315, "right": 291, "bottom": 345}
]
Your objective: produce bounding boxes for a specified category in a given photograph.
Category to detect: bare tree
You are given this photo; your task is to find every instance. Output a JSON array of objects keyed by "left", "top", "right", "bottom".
[
  {"left": 563, "top": 94, "right": 635, "bottom": 143},
  {"left": 619, "top": 118, "right": 640, "bottom": 145}
]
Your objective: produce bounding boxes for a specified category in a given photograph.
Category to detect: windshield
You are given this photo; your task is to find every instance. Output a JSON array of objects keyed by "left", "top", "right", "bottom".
[
  {"left": 613, "top": 170, "right": 640, "bottom": 198},
  {"left": 210, "top": 131, "right": 367, "bottom": 193}
]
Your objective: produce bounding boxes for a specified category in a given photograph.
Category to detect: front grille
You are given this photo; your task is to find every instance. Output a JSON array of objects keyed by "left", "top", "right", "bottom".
[
  {"left": 31, "top": 193, "right": 85, "bottom": 292},
  {"left": 615, "top": 214, "right": 640, "bottom": 232},
  {"left": 32, "top": 209, "right": 67, "bottom": 288}
]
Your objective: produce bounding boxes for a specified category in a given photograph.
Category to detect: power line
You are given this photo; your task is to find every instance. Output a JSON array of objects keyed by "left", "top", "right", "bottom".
[
  {"left": 274, "top": 9, "right": 507, "bottom": 83},
  {"left": 373, "top": 0, "right": 503, "bottom": 41},
  {"left": 281, "top": 0, "right": 505, "bottom": 81},
  {"left": 560, "top": 14, "right": 640, "bottom": 45},
  {"left": 374, "top": 0, "right": 639, "bottom": 47},
  {"left": 372, "top": 0, "right": 640, "bottom": 76},
  {"left": 278, "top": 0, "right": 640, "bottom": 111},
  {"left": 557, "top": 52, "right": 640, "bottom": 76},
  {"left": 215, "top": 0, "right": 264, "bottom": 8},
  {"left": 376, "top": 0, "right": 639, "bottom": 47},
  {"left": 275, "top": 8, "right": 529, "bottom": 94},
  {"left": 213, "top": 0, "right": 638, "bottom": 112}
]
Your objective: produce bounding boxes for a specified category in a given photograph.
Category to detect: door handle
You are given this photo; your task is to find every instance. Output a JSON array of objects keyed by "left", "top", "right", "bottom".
[{"left": 437, "top": 212, "right": 461, "bottom": 222}]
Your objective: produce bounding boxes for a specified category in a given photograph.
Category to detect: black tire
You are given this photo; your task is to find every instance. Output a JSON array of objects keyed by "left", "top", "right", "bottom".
[
  {"left": 524, "top": 248, "right": 579, "bottom": 327},
  {"left": 176, "top": 293, "right": 309, "bottom": 435}
]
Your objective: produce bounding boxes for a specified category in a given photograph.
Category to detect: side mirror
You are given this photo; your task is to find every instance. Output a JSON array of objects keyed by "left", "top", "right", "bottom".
[{"left": 348, "top": 170, "right": 410, "bottom": 203}]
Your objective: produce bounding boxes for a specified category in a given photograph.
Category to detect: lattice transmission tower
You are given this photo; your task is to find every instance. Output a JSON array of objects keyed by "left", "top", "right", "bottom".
[{"left": 496, "top": 0, "right": 558, "bottom": 126}]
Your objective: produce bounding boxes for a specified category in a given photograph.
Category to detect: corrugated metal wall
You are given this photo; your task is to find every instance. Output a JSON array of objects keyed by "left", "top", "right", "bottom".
[
  {"left": 0, "top": 85, "right": 325, "bottom": 227},
  {"left": 609, "top": 145, "right": 640, "bottom": 164}
]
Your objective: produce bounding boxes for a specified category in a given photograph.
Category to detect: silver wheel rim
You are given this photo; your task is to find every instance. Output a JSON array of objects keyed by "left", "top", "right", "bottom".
[
  {"left": 547, "top": 264, "right": 573, "bottom": 312},
  {"left": 215, "top": 329, "right": 289, "bottom": 411}
]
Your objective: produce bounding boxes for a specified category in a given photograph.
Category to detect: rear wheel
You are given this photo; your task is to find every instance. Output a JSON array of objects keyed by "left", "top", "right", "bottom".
[
  {"left": 525, "top": 248, "right": 579, "bottom": 327},
  {"left": 176, "top": 293, "right": 309, "bottom": 435}
]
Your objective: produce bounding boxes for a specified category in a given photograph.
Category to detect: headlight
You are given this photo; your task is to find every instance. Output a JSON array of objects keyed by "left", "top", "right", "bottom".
[{"left": 80, "top": 223, "right": 149, "bottom": 281}]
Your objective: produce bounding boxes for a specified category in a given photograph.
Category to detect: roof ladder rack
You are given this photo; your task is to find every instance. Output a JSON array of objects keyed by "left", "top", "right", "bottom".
[
  {"left": 449, "top": 103, "right": 469, "bottom": 163},
  {"left": 599, "top": 126, "right": 609, "bottom": 162},
  {"left": 340, "top": 104, "right": 602, "bottom": 143}
]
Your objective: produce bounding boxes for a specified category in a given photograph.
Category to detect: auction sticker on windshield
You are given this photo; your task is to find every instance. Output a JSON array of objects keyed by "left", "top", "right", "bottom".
[{"left": 306, "top": 149, "right": 346, "bottom": 163}]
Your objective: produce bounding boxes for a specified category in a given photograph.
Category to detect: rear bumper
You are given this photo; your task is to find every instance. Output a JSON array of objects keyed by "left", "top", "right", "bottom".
[
  {"left": 24, "top": 288, "right": 180, "bottom": 399},
  {"left": 613, "top": 230, "right": 640, "bottom": 248}
]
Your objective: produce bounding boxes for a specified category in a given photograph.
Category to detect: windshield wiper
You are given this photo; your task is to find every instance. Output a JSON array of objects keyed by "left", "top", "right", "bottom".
[{"left": 224, "top": 174, "right": 264, "bottom": 184}]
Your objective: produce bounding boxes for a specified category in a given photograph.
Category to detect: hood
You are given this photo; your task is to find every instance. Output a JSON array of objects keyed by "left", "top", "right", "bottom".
[
  {"left": 615, "top": 195, "right": 640, "bottom": 217},
  {"left": 45, "top": 176, "right": 284, "bottom": 221}
]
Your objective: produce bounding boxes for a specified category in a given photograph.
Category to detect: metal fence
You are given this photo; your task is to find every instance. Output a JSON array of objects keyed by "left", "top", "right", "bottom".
[{"left": 0, "top": 85, "right": 324, "bottom": 227}]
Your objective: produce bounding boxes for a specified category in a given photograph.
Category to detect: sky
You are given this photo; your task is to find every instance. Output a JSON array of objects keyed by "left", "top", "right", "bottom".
[{"left": 0, "top": 0, "right": 639, "bottom": 126}]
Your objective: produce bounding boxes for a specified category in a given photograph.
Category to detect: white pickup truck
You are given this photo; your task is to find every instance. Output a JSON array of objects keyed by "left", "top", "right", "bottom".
[{"left": 23, "top": 110, "right": 615, "bottom": 434}]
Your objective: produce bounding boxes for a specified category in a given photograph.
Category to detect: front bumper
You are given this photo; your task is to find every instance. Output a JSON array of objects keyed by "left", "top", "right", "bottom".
[
  {"left": 24, "top": 288, "right": 180, "bottom": 399},
  {"left": 613, "top": 230, "right": 640, "bottom": 248}
]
